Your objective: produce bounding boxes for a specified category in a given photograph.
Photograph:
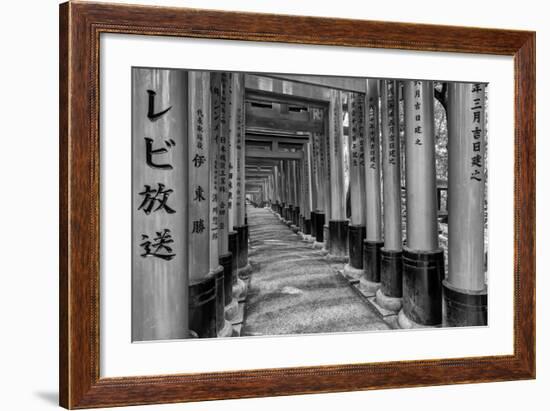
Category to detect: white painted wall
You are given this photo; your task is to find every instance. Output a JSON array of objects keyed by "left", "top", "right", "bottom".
[{"left": 0, "top": 0, "right": 546, "bottom": 410}]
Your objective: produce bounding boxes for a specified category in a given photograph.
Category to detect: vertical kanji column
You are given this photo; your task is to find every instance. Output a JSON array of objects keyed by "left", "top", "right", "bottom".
[
  {"left": 362, "top": 79, "right": 383, "bottom": 293},
  {"left": 344, "top": 91, "right": 367, "bottom": 280},
  {"left": 444, "top": 82, "right": 487, "bottom": 326},
  {"left": 399, "top": 80, "right": 444, "bottom": 328},
  {"left": 377, "top": 80, "right": 404, "bottom": 311},
  {"left": 212, "top": 72, "right": 238, "bottom": 329},
  {"left": 132, "top": 68, "right": 188, "bottom": 341},
  {"left": 234, "top": 73, "right": 252, "bottom": 278},
  {"left": 327, "top": 90, "right": 348, "bottom": 260},
  {"left": 228, "top": 74, "right": 247, "bottom": 301},
  {"left": 187, "top": 71, "right": 218, "bottom": 337}
]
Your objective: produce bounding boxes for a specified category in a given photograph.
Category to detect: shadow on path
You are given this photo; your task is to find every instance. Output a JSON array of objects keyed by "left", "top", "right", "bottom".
[{"left": 242, "top": 207, "right": 390, "bottom": 337}]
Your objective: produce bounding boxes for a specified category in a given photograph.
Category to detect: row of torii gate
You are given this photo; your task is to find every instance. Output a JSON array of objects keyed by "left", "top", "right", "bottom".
[
  {"left": 244, "top": 74, "right": 487, "bottom": 330},
  {"left": 131, "top": 69, "right": 487, "bottom": 342}
]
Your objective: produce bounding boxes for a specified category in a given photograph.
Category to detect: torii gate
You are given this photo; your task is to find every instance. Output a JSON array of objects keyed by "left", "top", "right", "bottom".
[{"left": 131, "top": 70, "right": 488, "bottom": 342}]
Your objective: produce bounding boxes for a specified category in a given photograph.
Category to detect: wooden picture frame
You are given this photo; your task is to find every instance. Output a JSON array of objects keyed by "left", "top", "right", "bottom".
[{"left": 59, "top": 1, "right": 535, "bottom": 408}]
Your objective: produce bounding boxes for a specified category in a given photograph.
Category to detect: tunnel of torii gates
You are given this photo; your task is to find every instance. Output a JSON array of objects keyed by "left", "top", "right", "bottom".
[{"left": 132, "top": 69, "right": 487, "bottom": 341}]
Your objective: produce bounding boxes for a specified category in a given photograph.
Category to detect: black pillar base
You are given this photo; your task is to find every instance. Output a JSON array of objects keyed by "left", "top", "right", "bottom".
[
  {"left": 443, "top": 280, "right": 487, "bottom": 327},
  {"left": 363, "top": 240, "right": 383, "bottom": 283},
  {"left": 293, "top": 207, "right": 300, "bottom": 227},
  {"left": 234, "top": 225, "right": 249, "bottom": 269},
  {"left": 310, "top": 211, "right": 317, "bottom": 241},
  {"left": 323, "top": 224, "right": 330, "bottom": 249},
  {"left": 189, "top": 274, "right": 217, "bottom": 338},
  {"left": 287, "top": 205, "right": 293, "bottom": 224},
  {"left": 380, "top": 248, "right": 403, "bottom": 298},
  {"left": 220, "top": 250, "right": 238, "bottom": 320},
  {"left": 348, "top": 225, "right": 366, "bottom": 269},
  {"left": 315, "top": 213, "right": 325, "bottom": 243},
  {"left": 228, "top": 231, "right": 238, "bottom": 281},
  {"left": 219, "top": 252, "right": 233, "bottom": 306},
  {"left": 402, "top": 247, "right": 444, "bottom": 326},
  {"left": 283, "top": 206, "right": 289, "bottom": 221},
  {"left": 304, "top": 219, "right": 312, "bottom": 235},
  {"left": 213, "top": 266, "right": 225, "bottom": 335},
  {"left": 328, "top": 220, "right": 349, "bottom": 257},
  {"left": 310, "top": 211, "right": 317, "bottom": 238}
]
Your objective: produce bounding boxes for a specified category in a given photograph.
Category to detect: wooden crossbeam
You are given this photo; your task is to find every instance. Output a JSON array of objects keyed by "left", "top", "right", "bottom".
[
  {"left": 246, "top": 147, "right": 303, "bottom": 160},
  {"left": 246, "top": 134, "right": 310, "bottom": 145},
  {"left": 246, "top": 171, "right": 275, "bottom": 176},
  {"left": 245, "top": 166, "right": 274, "bottom": 171},
  {"left": 245, "top": 74, "right": 331, "bottom": 102},
  {"left": 246, "top": 105, "right": 323, "bottom": 133},
  {"left": 246, "top": 128, "right": 310, "bottom": 139},
  {"left": 245, "top": 159, "right": 280, "bottom": 167},
  {"left": 261, "top": 74, "right": 367, "bottom": 93}
]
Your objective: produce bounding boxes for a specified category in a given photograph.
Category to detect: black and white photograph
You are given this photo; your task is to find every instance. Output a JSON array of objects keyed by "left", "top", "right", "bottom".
[
  {"left": 1, "top": 0, "right": 544, "bottom": 409},
  {"left": 131, "top": 69, "right": 488, "bottom": 341}
]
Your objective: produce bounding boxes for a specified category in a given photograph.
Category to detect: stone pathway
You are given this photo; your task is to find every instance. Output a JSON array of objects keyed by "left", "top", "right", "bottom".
[{"left": 241, "top": 207, "right": 390, "bottom": 337}]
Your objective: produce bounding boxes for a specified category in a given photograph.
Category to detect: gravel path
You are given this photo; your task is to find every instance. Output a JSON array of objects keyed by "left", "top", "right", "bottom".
[{"left": 241, "top": 207, "right": 390, "bottom": 337}]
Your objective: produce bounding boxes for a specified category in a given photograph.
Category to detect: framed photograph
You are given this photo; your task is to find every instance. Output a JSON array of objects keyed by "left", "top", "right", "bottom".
[{"left": 59, "top": 1, "right": 535, "bottom": 408}]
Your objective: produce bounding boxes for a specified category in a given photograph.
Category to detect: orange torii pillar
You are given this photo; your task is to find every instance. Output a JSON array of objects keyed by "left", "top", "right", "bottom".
[
  {"left": 228, "top": 73, "right": 247, "bottom": 301},
  {"left": 273, "top": 164, "right": 282, "bottom": 215},
  {"left": 312, "top": 115, "right": 327, "bottom": 248},
  {"left": 399, "top": 80, "right": 444, "bottom": 328},
  {"left": 344, "top": 91, "right": 367, "bottom": 281},
  {"left": 376, "top": 80, "right": 404, "bottom": 311},
  {"left": 289, "top": 158, "right": 299, "bottom": 231},
  {"left": 300, "top": 142, "right": 314, "bottom": 241},
  {"left": 444, "top": 82, "right": 487, "bottom": 326},
  {"left": 233, "top": 73, "right": 251, "bottom": 279},
  {"left": 208, "top": 72, "right": 233, "bottom": 337},
  {"left": 279, "top": 160, "right": 288, "bottom": 221},
  {"left": 131, "top": 68, "right": 189, "bottom": 341},
  {"left": 309, "top": 133, "right": 319, "bottom": 242},
  {"left": 280, "top": 161, "right": 286, "bottom": 220},
  {"left": 264, "top": 177, "right": 270, "bottom": 206},
  {"left": 284, "top": 160, "right": 293, "bottom": 225},
  {"left": 322, "top": 106, "right": 333, "bottom": 254},
  {"left": 268, "top": 174, "right": 274, "bottom": 207},
  {"left": 212, "top": 72, "right": 238, "bottom": 324},
  {"left": 298, "top": 156, "right": 304, "bottom": 232},
  {"left": 187, "top": 71, "right": 219, "bottom": 337},
  {"left": 273, "top": 168, "right": 280, "bottom": 213},
  {"left": 326, "top": 90, "right": 348, "bottom": 261},
  {"left": 362, "top": 79, "right": 383, "bottom": 294}
]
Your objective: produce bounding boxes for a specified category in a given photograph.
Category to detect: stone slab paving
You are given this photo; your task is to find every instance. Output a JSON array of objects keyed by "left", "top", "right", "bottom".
[{"left": 241, "top": 207, "right": 390, "bottom": 337}]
